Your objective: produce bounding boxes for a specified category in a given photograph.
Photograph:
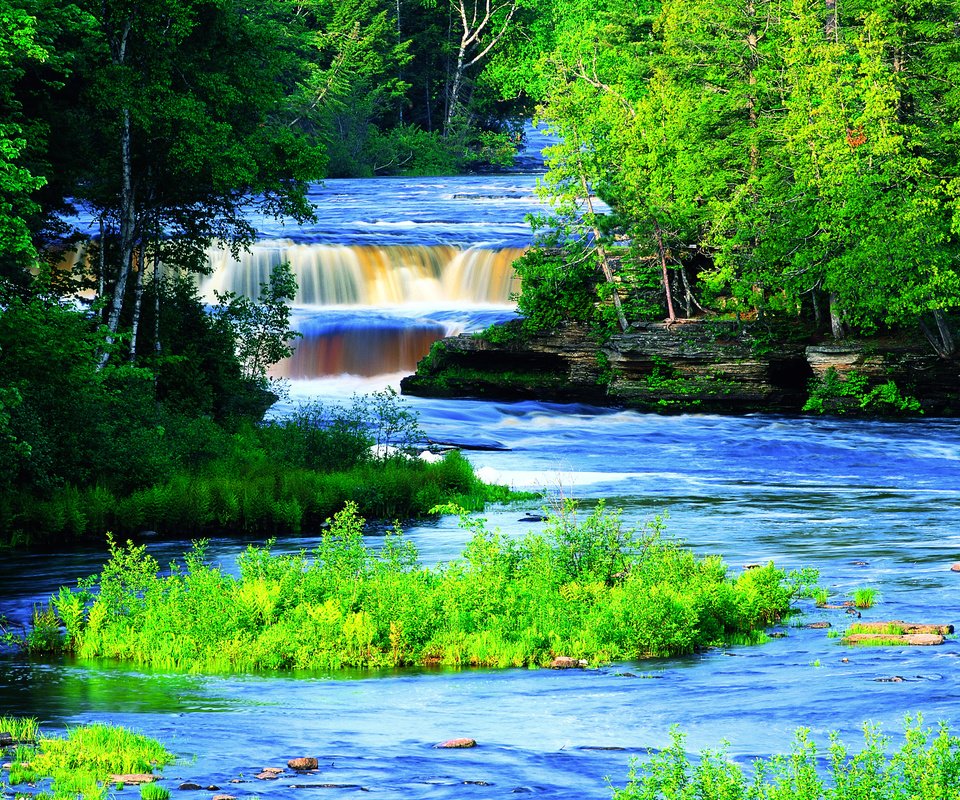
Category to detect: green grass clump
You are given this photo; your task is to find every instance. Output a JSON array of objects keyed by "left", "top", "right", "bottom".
[
  {"left": 852, "top": 587, "right": 879, "bottom": 609},
  {"left": 22, "top": 501, "right": 810, "bottom": 671},
  {"left": 140, "top": 782, "right": 172, "bottom": 800},
  {"left": 2, "top": 722, "right": 173, "bottom": 800},
  {"left": 613, "top": 716, "right": 960, "bottom": 799},
  {"left": 0, "top": 715, "right": 39, "bottom": 742}
]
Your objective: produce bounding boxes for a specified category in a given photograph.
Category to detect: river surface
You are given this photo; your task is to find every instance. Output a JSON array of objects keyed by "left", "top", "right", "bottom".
[{"left": 3, "top": 136, "right": 960, "bottom": 797}]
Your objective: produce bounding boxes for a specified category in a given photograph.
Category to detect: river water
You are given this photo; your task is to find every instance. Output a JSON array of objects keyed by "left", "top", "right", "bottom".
[{"left": 2, "top": 136, "right": 960, "bottom": 797}]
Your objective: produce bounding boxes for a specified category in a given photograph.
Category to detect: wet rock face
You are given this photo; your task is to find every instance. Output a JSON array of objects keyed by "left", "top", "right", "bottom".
[{"left": 402, "top": 321, "right": 960, "bottom": 415}]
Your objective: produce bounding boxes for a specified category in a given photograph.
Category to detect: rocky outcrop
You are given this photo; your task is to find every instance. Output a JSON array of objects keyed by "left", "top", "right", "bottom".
[{"left": 401, "top": 320, "right": 960, "bottom": 415}]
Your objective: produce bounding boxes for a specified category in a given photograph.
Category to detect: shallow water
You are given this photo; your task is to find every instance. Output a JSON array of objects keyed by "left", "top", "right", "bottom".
[
  {"left": 2, "top": 407, "right": 959, "bottom": 796},
  {"left": 6, "top": 134, "right": 960, "bottom": 795}
]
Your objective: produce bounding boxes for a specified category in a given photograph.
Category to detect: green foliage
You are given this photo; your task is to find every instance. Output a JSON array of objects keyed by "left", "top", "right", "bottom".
[
  {"left": 24, "top": 502, "right": 802, "bottom": 671},
  {"left": 612, "top": 717, "right": 960, "bottom": 800},
  {"left": 141, "top": 783, "right": 172, "bottom": 800},
  {"left": 803, "top": 369, "right": 922, "bottom": 416},
  {"left": 212, "top": 262, "right": 301, "bottom": 387},
  {"left": 0, "top": 716, "right": 39, "bottom": 743},
  {"left": 852, "top": 588, "right": 879, "bottom": 609},
  {"left": 2, "top": 722, "right": 172, "bottom": 800},
  {"left": 511, "top": 247, "right": 616, "bottom": 334},
  {"left": 508, "top": 0, "right": 960, "bottom": 349}
]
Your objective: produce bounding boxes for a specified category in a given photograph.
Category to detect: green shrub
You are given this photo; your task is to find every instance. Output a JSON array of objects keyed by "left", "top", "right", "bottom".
[
  {"left": 804, "top": 368, "right": 922, "bottom": 415},
  {"left": 612, "top": 717, "right": 960, "bottom": 800},
  {"left": 25, "top": 502, "right": 807, "bottom": 671}
]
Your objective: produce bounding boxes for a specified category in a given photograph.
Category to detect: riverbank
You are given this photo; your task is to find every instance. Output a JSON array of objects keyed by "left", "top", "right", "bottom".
[{"left": 401, "top": 320, "right": 960, "bottom": 416}]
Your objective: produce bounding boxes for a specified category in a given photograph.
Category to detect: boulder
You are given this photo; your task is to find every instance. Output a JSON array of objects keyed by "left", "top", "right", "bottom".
[
  {"left": 178, "top": 782, "right": 203, "bottom": 790},
  {"left": 435, "top": 738, "right": 477, "bottom": 749},
  {"left": 549, "top": 656, "right": 587, "bottom": 669},
  {"left": 288, "top": 757, "right": 319, "bottom": 771}
]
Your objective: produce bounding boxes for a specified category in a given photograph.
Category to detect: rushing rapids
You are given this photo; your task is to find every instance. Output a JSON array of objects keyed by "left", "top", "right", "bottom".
[{"left": 9, "top": 127, "right": 957, "bottom": 798}]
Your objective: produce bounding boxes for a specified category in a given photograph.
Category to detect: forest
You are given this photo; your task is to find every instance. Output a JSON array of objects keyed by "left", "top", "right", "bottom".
[{"left": 1, "top": 0, "right": 959, "bottom": 541}]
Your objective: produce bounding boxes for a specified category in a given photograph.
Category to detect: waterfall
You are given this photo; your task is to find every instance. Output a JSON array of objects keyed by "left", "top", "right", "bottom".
[{"left": 199, "top": 240, "right": 523, "bottom": 306}]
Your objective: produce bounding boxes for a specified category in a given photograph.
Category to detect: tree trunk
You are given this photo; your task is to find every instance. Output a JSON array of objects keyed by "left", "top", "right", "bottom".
[
  {"left": 919, "top": 309, "right": 956, "bottom": 359},
  {"left": 829, "top": 292, "right": 844, "bottom": 339},
  {"left": 579, "top": 172, "right": 628, "bottom": 332},
  {"left": 653, "top": 220, "right": 677, "bottom": 322},
  {"left": 824, "top": 0, "right": 837, "bottom": 41},
  {"left": 445, "top": 45, "right": 467, "bottom": 133},
  {"left": 153, "top": 249, "right": 162, "bottom": 355},
  {"left": 97, "top": 216, "right": 106, "bottom": 304},
  {"left": 129, "top": 245, "right": 144, "bottom": 362},
  {"left": 100, "top": 106, "right": 137, "bottom": 367}
]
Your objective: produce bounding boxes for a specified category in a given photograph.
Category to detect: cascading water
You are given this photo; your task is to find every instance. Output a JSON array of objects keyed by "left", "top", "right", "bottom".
[
  {"left": 192, "top": 171, "right": 546, "bottom": 380},
  {"left": 199, "top": 242, "right": 523, "bottom": 306},
  {"left": 5, "top": 125, "right": 960, "bottom": 798}
]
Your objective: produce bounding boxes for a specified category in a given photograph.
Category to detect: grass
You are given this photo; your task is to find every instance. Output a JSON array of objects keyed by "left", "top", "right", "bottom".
[
  {"left": 2, "top": 390, "right": 522, "bottom": 543},
  {"left": 0, "top": 715, "right": 39, "bottom": 742},
  {"left": 612, "top": 716, "right": 960, "bottom": 799},
  {"left": 852, "top": 587, "right": 879, "bottom": 609},
  {"left": 1, "top": 721, "right": 173, "bottom": 800},
  {"left": 16, "top": 501, "right": 813, "bottom": 671},
  {"left": 11, "top": 449, "right": 513, "bottom": 539}
]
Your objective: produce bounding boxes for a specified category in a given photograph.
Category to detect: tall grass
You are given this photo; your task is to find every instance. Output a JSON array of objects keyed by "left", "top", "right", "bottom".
[
  {"left": 612, "top": 716, "right": 960, "bottom": 799},
  {"left": 1, "top": 721, "right": 173, "bottom": 800},
  {"left": 22, "top": 502, "right": 812, "bottom": 671},
  {"left": 3, "top": 390, "right": 519, "bottom": 543}
]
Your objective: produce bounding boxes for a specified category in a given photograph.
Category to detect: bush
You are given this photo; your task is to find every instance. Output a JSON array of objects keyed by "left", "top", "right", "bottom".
[
  {"left": 26, "top": 502, "right": 807, "bottom": 671},
  {"left": 612, "top": 717, "right": 960, "bottom": 800}
]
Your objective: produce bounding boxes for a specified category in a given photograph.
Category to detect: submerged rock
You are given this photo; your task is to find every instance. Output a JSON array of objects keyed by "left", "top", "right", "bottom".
[
  {"left": 109, "top": 774, "right": 156, "bottom": 785},
  {"left": 845, "top": 633, "right": 945, "bottom": 646},
  {"left": 435, "top": 738, "right": 477, "bottom": 749}
]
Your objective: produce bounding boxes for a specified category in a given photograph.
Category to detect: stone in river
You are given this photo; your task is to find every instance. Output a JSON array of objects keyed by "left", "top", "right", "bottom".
[
  {"left": 213, "top": 795, "right": 237, "bottom": 800},
  {"left": 549, "top": 656, "right": 587, "bottom": 668},
  {"left": 109, "top": 774, "right": 156, "bottom": 785},
  {"left": 951, "top": 563, "right": 960, "bottom": 572},
  {"left": 288, "top": 757, "right": 319, "bottom": 771},
  {"left": 255, "top": 769, "right": 283, "bottom": 780},
  {"left": 845, "top": 633, "right": 945, "bottom": 646},
  {"left": 178, "top": 782, "right": 203, "bottom": 790},
  {"left": 435, "top": 738, "right": 477, "bottom": 748},
  {"left": 804, "top": 621, "right": 831, "bottom": 629}
]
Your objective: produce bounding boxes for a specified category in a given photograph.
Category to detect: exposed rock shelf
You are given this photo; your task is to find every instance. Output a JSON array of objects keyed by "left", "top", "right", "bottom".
[{"left": 400, "top": 320, "right": 960, "bottom": 415}]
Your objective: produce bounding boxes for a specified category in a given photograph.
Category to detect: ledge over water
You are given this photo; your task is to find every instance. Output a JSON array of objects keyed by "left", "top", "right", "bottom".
[{"left": 400, "top": 320, "right": 960, "bottom": 415}]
